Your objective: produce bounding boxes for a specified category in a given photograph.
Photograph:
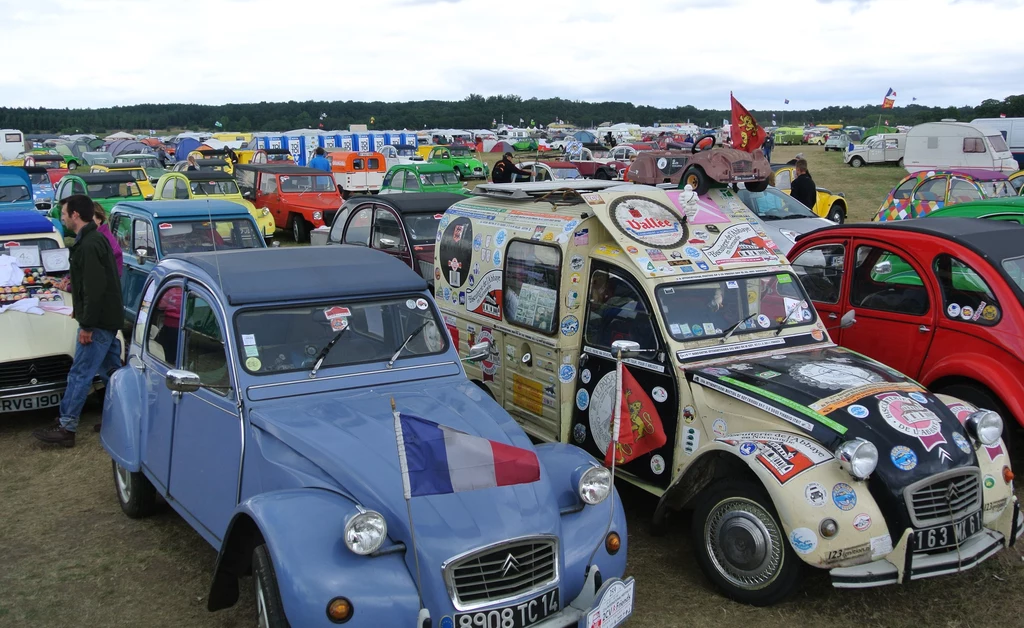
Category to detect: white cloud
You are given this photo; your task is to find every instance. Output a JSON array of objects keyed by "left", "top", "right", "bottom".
[{"left": 0, "top": 0, "right": 1020, "bottom": 109}]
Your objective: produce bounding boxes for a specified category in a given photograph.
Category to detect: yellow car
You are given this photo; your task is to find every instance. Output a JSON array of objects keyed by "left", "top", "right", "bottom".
[
  {"left": 770, "top": 165, "right": 848, "bottom": 223},
  {"left": 90, "top": 163, "right": 155, "bottom": 199},
  {"left": 153, "top": 171, "right": 276, "bottom": 240},
  {"left": 1010, "top": 169, "right": 1023, "bottom": 195}
]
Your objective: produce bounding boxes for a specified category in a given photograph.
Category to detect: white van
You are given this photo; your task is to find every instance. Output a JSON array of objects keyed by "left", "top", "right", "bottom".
[
  {"left": 843, "top": 133, "right": 906, "bottom": 167},
  {"left": 903, "top": 121, "right": 1017, "bottom": 174},
  {"left": 971, "top": 117, "right": 1024, "bottom": 169},
  {"left": 0, "top": 129, "right": 28, "bottom": 161}
]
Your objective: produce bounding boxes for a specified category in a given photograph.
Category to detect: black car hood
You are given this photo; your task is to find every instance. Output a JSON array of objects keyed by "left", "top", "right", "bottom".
[{"left": 689, "top": 346, "right": 977, "bottom": 491}]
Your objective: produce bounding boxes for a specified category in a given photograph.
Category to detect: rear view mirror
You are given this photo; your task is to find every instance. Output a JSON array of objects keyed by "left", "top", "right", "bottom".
[
  {"left": 464, "top": 339, "right": 492, "bottom": 362},
  {"left": 840, "top": 310, "right": 857, "bottom": 329},
  {"left": 165, "top": 369, "right": 201, "bottom": 393},
  {"left": 611, "top": 340, "right": 642, "bottom": 360},
  {"left": 873, "top": 260, "right": 892, "bottom": 275}
]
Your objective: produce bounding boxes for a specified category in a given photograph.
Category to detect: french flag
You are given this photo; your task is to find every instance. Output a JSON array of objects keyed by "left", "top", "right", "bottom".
[{"left": 394, "top": 412, "right": 540, "bottom": 498}]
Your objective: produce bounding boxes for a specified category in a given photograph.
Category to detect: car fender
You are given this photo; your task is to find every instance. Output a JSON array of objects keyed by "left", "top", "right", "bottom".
[
  {"left": 208, "top": 488, "right": 420, "bottom": 625},
  {"left": 99, "top": 364, "right": 147, "bottom": 472},
  {"left": 658, "top": 439, "right": 889, "bottom": 570},
  {"left": 921, "top": 350, "right": 1024, "bottom": 427}
]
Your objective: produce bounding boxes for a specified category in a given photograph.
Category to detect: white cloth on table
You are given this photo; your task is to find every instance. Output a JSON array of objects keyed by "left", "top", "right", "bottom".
[
  {"left": 0, "top": 255, "right": 23, "bottom": 287},
  {"left": 0, "top": 297, "right": 44, "bottom": 315}
]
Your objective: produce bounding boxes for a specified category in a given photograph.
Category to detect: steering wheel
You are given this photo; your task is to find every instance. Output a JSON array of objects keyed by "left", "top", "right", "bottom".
[{"left": 692, "top": 135, "right": 716, "bottom": 154}]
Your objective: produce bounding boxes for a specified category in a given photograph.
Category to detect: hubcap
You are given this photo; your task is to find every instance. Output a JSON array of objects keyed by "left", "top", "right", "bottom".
[
  {"left": 705, "top": 497, "right": 783, "bottom": 590},
  {"left": 115, "top": 464, "right": 131, "bottom": 504},
  {"left": 686, "top": 173, "right": 698, "bottom": 188},
  {"left": 255, "top": 571, "right": 269, "bottom": 628},
  {"left": 292, "top": 221, "right": 300, "bottom": 241}
]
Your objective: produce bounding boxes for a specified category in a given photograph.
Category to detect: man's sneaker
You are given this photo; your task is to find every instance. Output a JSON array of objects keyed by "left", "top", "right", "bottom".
[{"left": 32, "top": 425, "right": 76, "bottom": 448}]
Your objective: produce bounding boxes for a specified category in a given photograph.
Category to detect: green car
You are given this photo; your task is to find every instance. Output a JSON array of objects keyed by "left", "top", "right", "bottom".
[
  {"left": 378, "top": 163, "right": 470, "bottom": 195},
  {"left": 922, "top": 196, "right": 1024, "bottom": 224},
  {"left": 511, "top": 138, "right": 538, "bottom": 151},
  {"left": 773, "top": 127, "right": 804, "bottom": 145},
  {"left": 50, "top": 172, "right": 145, "bottom": 220},
  {"left": 424, "top": 145, "right": 489, "bottom": 180}
]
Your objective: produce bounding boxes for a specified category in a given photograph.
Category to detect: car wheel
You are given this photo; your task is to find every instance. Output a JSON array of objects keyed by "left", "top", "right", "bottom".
[
  {"left": 828, "top": 203, "right": 845, "bottom": 224},
  {"left": 594, "top": 169, "right": 610, "bottom": 180},
  {"left": 745, "top": 179, "right": 769, "bottom": 193},
  {"left": 67, "top": 161, "right": 78, "bottom": 170},
  {"left": 935, "top": 382, "right": 1016, "bottom": 450},
  {"left": 691, "top": 480, "right": 802, "bottom": 606},
  {"left": 112, "top": 460, "right": 157, "bottom": 519},
  {"left": 291, "top": 215, "right": 309, "bottom": 243},
  {"left": 898, "top": 157, "right": 905, "bottom": 168},
  {"left": 683, "top": 168, "right": 710, "bottom": 195},
  {"left": 850, "top": 157, "right": 864, "bottom": 168},
  {"left": 252, "top": 545, "right": 291, "bottom": 628},
  {"left": 454, "top": 168, "right": 463, "bottom": 180}
]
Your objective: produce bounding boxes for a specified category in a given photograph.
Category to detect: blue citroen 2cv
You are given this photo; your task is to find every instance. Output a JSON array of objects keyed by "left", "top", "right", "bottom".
[{"left": 100, "top": 246, "right": 634, "bottom": 627}]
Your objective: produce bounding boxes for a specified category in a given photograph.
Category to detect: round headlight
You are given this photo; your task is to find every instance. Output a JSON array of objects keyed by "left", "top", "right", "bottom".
[
  {"left": 836, "top": 439, "right": 878, "bottom": 480},
  {"left": 261, "top": 208, "right": 270, "bottom": 216},
  {"left": 966, "top": 410, "right": 1003, "bottom": 446},
  {"left": 344, "top": 510, "right": 387, "bottom": 555},
  {"left": 578, "top": 466, "right": 612, "bottom": 505},
  {"left": 313, "top": 211, "right": 323, "bottom": 221}
]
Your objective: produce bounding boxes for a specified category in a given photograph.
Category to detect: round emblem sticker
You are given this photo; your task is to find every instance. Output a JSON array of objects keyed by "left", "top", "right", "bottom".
[
  {"left": 952, "top": 431, "right": 971, "bottom": 454},
  {"left": 853, "top": 513, "right": 872, "bottom": 531},
  {"left": 947, "top": 303, "right": 961, "bottom": 318},
  {"left": 832, "top": 483, "right": 857, "bottom": 511},
  {"left": 650, "top": 454, "right": 666, "bottom": 475},
  {"left": 789, "top": 528, "right": 818, "bottom": 555},
  {"left": 712, "top": 418, "right": 728, "bottom": 437},
  {"left": 981, "top": 304, "right": 998, "bottom": 321},
  {"left": 683, "top": 405, "right": 696, "bottom": 424},
  {"left": 558, "top": 364, "right": 576, "bottom": 383},
  {"left": 876, "top": 393, "right": 942, "bottom": 447},
  {"left": 609, "top": 195, "right": 687, "bottom": 248},
  {"left": 804, "top": 482, "right": 826, "bottom": 508},
  {"left": 245, "top": 357, "right": 262, "bottom": 371},
  {"left": 909, "top": 391, "right": 928, "bottom": 404},
  {"left": 984, "top": 475, "right": 996, "bottom": 489},
  {"left": 588, "top": 372, "right": 618, "bottom": 454},
  {"left": 739, "top": 442, "right": 757, "bottom": 456},
  {"left": 651, "top": 386, "right": 668, "bottom": 403},
  {"left": 890, "top": 445, "right": 918, "bottom": 471},
  {"left": 847, "top": 404, "right": 869, "bottom": 419},
  {"left": 570, "top": 255, "right": 585, "bottom": 271},
  {"left": 573, "top": 423, "right": 587, "bottom": 443},
  {"left": 415, "top": 298, "right": 429, "bottom": 310},
  {"left": 756, "top": 314, "right": 771, "bottom": 329},
  {"left": 405, "top": 299, "right": 416, "bottom": 309},
  {"left": 960, "top": 305, "right": 974, "bottom": 320},
  {"left": 580, "top": 369, "right": 591, "bottom": 384},
  {"left": 560, "top": 315, "right": 580, "bottom": 336},
  {"left": 576, "top": 388, "right": 590, "bottom": 411}
]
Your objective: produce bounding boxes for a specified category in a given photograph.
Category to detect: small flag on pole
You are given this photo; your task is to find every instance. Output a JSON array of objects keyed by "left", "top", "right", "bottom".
[
  {"left": 214, "top": 121, "right": 223, "bottom": 128},
  {"left": 784, "top": 98, "right": 790, "bottom": 105},
  {"left": 912, "top": 97, "right": 918, "bottom": 102},
  {"left": 605, "top": 366, "right": 667, "bottom": 466},
  {"left": 882, "top": 88, "right": 896, "bottom": 109}
]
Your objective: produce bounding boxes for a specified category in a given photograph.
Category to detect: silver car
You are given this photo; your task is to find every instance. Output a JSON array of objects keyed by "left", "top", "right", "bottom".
[{"left": 734, "top": 186, "right": 835, "bottom": 254}]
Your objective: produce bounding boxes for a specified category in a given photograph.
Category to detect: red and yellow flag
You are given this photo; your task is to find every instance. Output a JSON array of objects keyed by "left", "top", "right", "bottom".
[
  {"left": 605, "top": 366, "right": 668, "bottom": 466},
  {"left": 730, "top": 93, "right": 767, "bottom": 152}
]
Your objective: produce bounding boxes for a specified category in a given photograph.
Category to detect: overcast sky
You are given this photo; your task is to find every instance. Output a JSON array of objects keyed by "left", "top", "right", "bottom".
[{"left": 1, "top": 0, "right": 1020, "bottom": 110}]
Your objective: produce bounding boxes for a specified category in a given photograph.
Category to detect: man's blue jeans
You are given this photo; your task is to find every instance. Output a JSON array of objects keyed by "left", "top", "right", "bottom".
[{"left": 59, "top": 328, "right": 122, "bottom": 432}]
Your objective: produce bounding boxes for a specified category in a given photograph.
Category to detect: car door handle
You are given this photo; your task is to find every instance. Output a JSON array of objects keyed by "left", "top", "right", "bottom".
[
  {"left": 828, "top": 313, "right": 838, "bottom": 320},
  {"left": 919, "top": 325, "right": 931, "bottom": 333}
]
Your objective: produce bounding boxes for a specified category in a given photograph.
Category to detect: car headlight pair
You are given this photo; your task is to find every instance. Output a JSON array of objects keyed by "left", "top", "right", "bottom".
[
  {"left": 344, "top": 510, "right": 387, "bottom": 555},
  {"left": 574, "top": 464, "right": 612, "bottom": 505},
  {"left": 966, "top": 410, "right": 1003, "bottom": 446},
  {"left": 836, "top": 439, "right": 878, "bottom": 480}
]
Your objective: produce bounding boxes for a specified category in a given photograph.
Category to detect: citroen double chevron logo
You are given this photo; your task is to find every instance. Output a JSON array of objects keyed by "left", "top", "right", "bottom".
[
  {"left": 938, "top": 447, "right": 953, "bottom": 464},
  {"left": 501, "top": 553, "right": 521, "bottom": 577},
  {"left": 946, "top": 481, "right": 960, "bottom": 503}
]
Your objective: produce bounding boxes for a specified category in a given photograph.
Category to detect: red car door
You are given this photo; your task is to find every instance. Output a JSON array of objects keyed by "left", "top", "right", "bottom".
[
  {"left": 790, "top": 238, "right": 850, "bottom": 333},
  {"left": 840, "top": 238, "right": 938, "bottom": 378},
  {"left": 258, "top": 173, "right": 286, "bottom": 228}
]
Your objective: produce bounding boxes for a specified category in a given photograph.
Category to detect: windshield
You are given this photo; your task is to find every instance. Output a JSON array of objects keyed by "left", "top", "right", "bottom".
[
  {"left": 190, "top": 180, "right": 240, "bottom": 196},
  {"left": 550, "top": 168, "right": 582, "bottom": 180},
  {"left": 988, "top": 135, "right": 1010, "bottom": 153},
  {"left": 737, "top": 188, "right": 817, "bottom": 220},
  {"left": 1003, "top": 256, "right": 1024, "bottom": 294},
  {"left": 0, "top": 185, "right": 32, "bottom": 202},
  {"left": 1, "top": 237, "right": 61, "bottom": 252},
  {"left": 405, "top": 213, "right": 443, "bottom": 244},
  {"left": 87, "top": 181, "right": 140, "bottom": 198},
  {"left": 117, "top": 156, "right": 159, "bottom": 168},
  {"left": 28, "top": 173, "right": 51, "bottom": 186},
  {"left": 656, "top": 272, "right": 816, "bottom": 341},
  {"left": 397, "top": 147, "right": 416, "bottom": 156},
  {"left": 980, "top": 180, "right": 1015, "bottom": 198},
  {"left": 267, "top": 154, "right": 291, "bottom": 162},
  {"left": 421, "top": 172, "right": 459, "bottom": 186},
  {"left": 114, "top": 169, "right": 147, "bottom": 181},
  {"left": 279, "top": 174, "right": 335, "bottom": 193},
  {"left": 157, "top": 219, "right": 263, "bottom": 254},
  {"left": 450, "top": 147, "right": 471, "bottom": 156},
  {"left": 235, "top": 297, "right": 447, "bottom": 374}
]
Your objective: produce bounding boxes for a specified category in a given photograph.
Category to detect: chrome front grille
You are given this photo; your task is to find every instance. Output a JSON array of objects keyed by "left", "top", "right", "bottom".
[
  {"left": 443, "top": 536, "right": 558, "bottom": 611},
  {"left": 904, "top": 468, "right": 982, "bottom": 527}
]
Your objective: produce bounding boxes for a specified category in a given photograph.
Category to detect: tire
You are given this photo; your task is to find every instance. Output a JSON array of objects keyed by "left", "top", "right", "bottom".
[
  {"left": 112, "top": 460, "right": 157, "bottom": 519},
  {"left": 898, "top": 157, "right": 905, "bottom": 168},
  {"left": 594, "top": 168, "right": 611, "bottom": 180},
  {"left": 850, "top": 157, "right": 864, "bottom": 168},
  {"left": 252, "top": 545, "right": 291, "bottom": 628},
  {"left": 291, "top": 215, "right": 309, "bottom": 243},
  {"left": 934, "top": 382, "right": 1017, "bottom": 450},
  {"left": 67, "top": 161, "right": 78, "bottom": 171},
  {"left": 745, "top": 179, "right": 768, "bottom": 193},
  {"left": 690, "top": 480, "right": 802, "bottom": 606},
  {"left": 683, "top": 167, "right": 709, "bottom": 195},
  {"left": 828, "top": 203, "right": 845, "bottom": 224},
  {"left": 453, "top": 167, "right": 463, "bottom": 180}
]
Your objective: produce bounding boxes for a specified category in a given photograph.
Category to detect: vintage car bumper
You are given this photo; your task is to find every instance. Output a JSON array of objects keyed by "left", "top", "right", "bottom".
[
  {"left": 831, "top": 502, "right": 1024, "bottom": 588},
  {"left": 0, "top": 381, "right": 67, "bottom": 414}
]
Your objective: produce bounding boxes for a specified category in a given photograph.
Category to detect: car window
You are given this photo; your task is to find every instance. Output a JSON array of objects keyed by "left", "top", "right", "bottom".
[
  {"left": 963, "top": 137, "right": 986, "bottom": 153},
  {"left": 133, "top": 219, "right": 156, "bottom": 260},
  {"left": 182, "top": 292, "right": 230, "bottom": 395},
  {"left": 174, "top": 178, "right": 190, "bottom": 200},
  {"left": 774, "top": 169, "right": 792, "bottom": 190},
  {"left": 850, "top": 245, "right": 929, "bottom": 316},
  {"left": 259, "top": 174, "right": 278, "bottom": 195},
  {"left": 344, "top": 206, "right": 372, "bottom": 246},
  {"left": 112, "top": 214, "right": 132, "bottom": 254},
  {"left": 372, "top": 208, "right": 406, "bottom": 251},
  {"left": 157, "top": 220, "right": 262, "bottom": 254},
  {"left": 947, "top": 178, "right": 983, "bottom": 205},
  {"left": 405, "top": 171, "right": 421, "bottom": 191},
  {"left": 738, "top": 188, "right": 816, "bottom": 219},
  {"left": 147, "top": 285, "right": 182, "bottom": 366},
  {"left": 503, "top": 241, "right": 561, "bottom": 334},
  {"left": 792, "top": 244, "right": 845, "bottom": 304},
  {"left": 586, "top": 269, "right": 658, "bottom": 358},
  {"left": 353, "top": 159, "right": 364, "bottom": 170},
  {"left": 382, "top": 172, "right": 394, "bottom": 188},
  {"left": 933, "top": 255, "right": 1000, "bottom": 325},
  {"left": 72, "top": 180, "right": 87, "bottom": 195},
  {"left": 1003, "top": 256, "right": 1024, "bottom": 293},
  {"left": 913, "top": 177, "right": 948, "bottom": 202},
  {"left": 892, "top": 177, "right": 917, "bottom": 200}
]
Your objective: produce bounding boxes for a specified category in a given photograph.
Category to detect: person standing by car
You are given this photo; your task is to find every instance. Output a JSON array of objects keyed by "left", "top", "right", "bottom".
[
  {"left": 762, "top": 133, "right": 775, "bottom": 162},
  {"left": 491, "top": 152, "right": 530, "bottom": 184},
  {"left": 790, "top": 159, "right": 817, "bottom": 210},
  {"left": 185, "top": 154, "right": 199, "bottom": 171},
  {"left": 32, "top": 195, "right": 123, "bottom": 448},
  {"left": 155, "top": 145, "right": 168, "bottom": 168},
  {"left": 309, "top": 147, "right": 332, "bottom": 173},
  {"left": 92, "top": 203, "right": 123, "bottom": 277}
]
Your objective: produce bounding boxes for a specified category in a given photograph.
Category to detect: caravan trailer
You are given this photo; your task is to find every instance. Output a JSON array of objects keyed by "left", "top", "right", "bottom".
[
  {"left": 972, "top": 117, "right": 1024, "bottom": 169},
  {"left": 0, "top": 129, "right": 29, "bottom": 161},
  {"left": 903, "top": 121, "right": 1018, "bottom": 174}
]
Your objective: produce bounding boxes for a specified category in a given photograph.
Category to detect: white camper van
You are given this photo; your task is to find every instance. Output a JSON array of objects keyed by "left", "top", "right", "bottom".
[
  {"left": 972, "top": 117, "right": 1024, "bottom": 169},
  {"left": 903, "top": 121, "right": 1017, "bottom": 174},
  {"left": 843, "top": 132, "right": 906, "bottom": 167},
  {"left": 0, "top": 129, "right": 28, "bottom": 161}
]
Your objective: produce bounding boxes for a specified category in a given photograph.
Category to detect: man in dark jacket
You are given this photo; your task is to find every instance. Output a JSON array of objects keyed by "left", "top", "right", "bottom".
[
  {"left": 790, "top": 159, "right": 817, "bottom": 210},
  {"left": 491, "top": 152, "right": 530, "bottom": 184},
  {"left": 33, "top": 195, "right": 123, "bottom": 447}
]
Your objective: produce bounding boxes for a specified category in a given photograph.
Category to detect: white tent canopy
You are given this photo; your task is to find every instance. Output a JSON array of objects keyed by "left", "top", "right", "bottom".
[{"left": 103, "top": 131, "right": 136, "bottom": 141}]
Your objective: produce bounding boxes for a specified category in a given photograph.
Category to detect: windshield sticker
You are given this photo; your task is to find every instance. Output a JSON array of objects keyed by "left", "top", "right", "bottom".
[
  {"left": 406, "top": 299, "right": 417, "bottom": 309},
  {"left": 244, "top": 345, "right": 259, "bottom": 358},
  {"left": 703, "top": 223, "right": 779, "bottom": 266},
  {"left": 876, "top": 393, "right": 947, "bottom": 451},
  {"left": 245, "top": 357, "right": 262, "bottom": 371},
  {"left": 675, "top": 337, "right": 787, "bottom": 362},
  {"left": 330, "top": 317, "right": 348, "bottom": 331},
  {"left": 158, "top": 223, "right": 172, "bottom": 230},
  {"left": 324, "top": 306, "right": 350, "bottom": 320},
  {"left": 584, "top": 345, "right": 665, "bottom": 373},
  {"left": 609, "top": 195, "right": 687, "bottom": 248}
]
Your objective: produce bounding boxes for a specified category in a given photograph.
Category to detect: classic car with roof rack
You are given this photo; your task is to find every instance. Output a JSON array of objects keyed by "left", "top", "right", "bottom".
[
  {"left": 101, "top": 245, "right": 634, "bottom": 627},
  {"left": 432, "top": 178, "right": 1022, "bottom": 605}
]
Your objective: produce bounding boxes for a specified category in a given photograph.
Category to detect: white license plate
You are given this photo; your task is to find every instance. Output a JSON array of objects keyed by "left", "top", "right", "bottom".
[
  {"left": 455, "top": 588, "right": 559, "bottom": 628},
  {"left": 586, "top": 578, "right": 635, "bottom": 628},
  {"left": 0, "top": 391, "right": 62, "bottom": 414},
  {"left": 913, "top": 511, "right": 982, "bottom": 552}
]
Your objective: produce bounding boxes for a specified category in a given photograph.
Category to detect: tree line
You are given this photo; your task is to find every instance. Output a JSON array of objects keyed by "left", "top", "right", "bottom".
[{"left": 2, "top": 93, "right": 1021, "bottom": 135}]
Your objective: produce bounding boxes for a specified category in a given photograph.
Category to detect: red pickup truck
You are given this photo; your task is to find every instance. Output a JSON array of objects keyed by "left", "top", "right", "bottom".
[{"left": 235, "top": 165, "right": 342, "bottom": 242}]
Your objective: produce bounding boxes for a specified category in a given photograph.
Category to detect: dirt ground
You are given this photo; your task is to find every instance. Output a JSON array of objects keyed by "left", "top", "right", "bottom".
[{"left": 2, "top": 405, "right": 1022, "bottom": 628}]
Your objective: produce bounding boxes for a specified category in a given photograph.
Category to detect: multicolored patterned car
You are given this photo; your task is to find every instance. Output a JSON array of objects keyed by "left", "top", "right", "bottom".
[{"left": 873, "top": 169, "right": 1016, "bottom": 222}]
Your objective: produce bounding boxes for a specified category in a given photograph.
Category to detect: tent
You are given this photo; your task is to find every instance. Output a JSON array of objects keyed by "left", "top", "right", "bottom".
[
  {"left": 863, "top": 125, "right": 898, "bottom": 140},
  {"left": 173, "top": 137, "right": 202, "bottom": 158},
  {"left": 488, "top": 140, "right": 515, "bottom": 153},
  {"left": 104, "top": 139, "right": 151, "bottom": 157},
  {"left": 572, "top": 130, "right": 597, "bottom": 144},
  {"left": 104, "top": 131, "right": 136, "bottom": 141}
]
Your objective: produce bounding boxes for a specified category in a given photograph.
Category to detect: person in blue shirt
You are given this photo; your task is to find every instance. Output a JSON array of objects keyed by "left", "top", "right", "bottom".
[{"left": 308, "top": 147, "right": 332, "bottom": 172}]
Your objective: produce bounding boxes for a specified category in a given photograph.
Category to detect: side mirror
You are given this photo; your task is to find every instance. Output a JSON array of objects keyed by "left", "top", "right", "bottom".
[
  {"left": 840, "top": 310, "right": 857, "bottom": 329},
  {"left": 872, "top": 260, "right": 892, "bottom": 275},
  {"left": 378, "top": 236, "right": 398, "bottom": 249},
  {"left": 271, "top": 240, "right": 281, "bottom": 248},
  {"left": 611, "top": 339, "right": 642, "bottom": 360},
  {"left": 464, "top": 339, "right": 492, "bottom": 362},
  {"left": 165, "top": 369, "right": 201, "bottom": 393},
  {"left": 242, "top": 191, "right": 254, "bottom": 200}
]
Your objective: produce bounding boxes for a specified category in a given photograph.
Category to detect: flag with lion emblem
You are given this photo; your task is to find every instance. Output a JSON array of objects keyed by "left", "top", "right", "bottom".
[
  {"left": 730, "top": 93, "right": 767, "bottom": 153},
  {"left": 605, "top": 366, "right": 668, "bottom": 466}
]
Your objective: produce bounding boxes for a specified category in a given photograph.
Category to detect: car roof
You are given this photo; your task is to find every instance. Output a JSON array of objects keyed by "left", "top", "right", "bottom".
[
  {"left": 929, "top": 196, "right": 1024, "bottom": 215},
  {"left": 171, "top": 245, "right": 428, "bottom": 306},
  {"left": 919, "top": 168, "right": 1009, "bottom": 181},
  {"left": 101, "top": 163, "right": 145, "bottom": 169},
  {"left": 20, "top": 166, "right": 48, "bottom": 174},
  {"left": 193, "top": 158, "right": 228, "bottom": 166},
  {"left": 235, "top": 164, "right": 326, "bottom": 175},
  {"left": 0, "top": 211, "right": 57, "bottom": 236},
  {"left": 363, "top": 192, "right": 466, "bottom": 214},
  {"left": 112, "top": 199, "right": 253, "bottom": 218},
  {"left": 181, "top": 170, "right": 235, "bottom": 182},
  {"left": 406, "top": 162, "right": 454, "bottom": 172},
  {"left": 77, "top": 172, "right": 138, "bottom": 183}
]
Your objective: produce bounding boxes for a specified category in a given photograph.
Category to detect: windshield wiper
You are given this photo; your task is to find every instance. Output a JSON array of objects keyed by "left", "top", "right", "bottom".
[
  {"left": 309, "top": 325, "right": 349, "bottom": 378},
  {"left": 722, "top": 313, "right": 760, "bottom": 343},
  {"left": 387, "top": 321, "right": 430, "bottom": 369},
  {"left": 775, "top": 301, "right": 804, "bottom": 336},
  {"left": 778, "top": 214, "right": 812, "bottom": 220}
]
